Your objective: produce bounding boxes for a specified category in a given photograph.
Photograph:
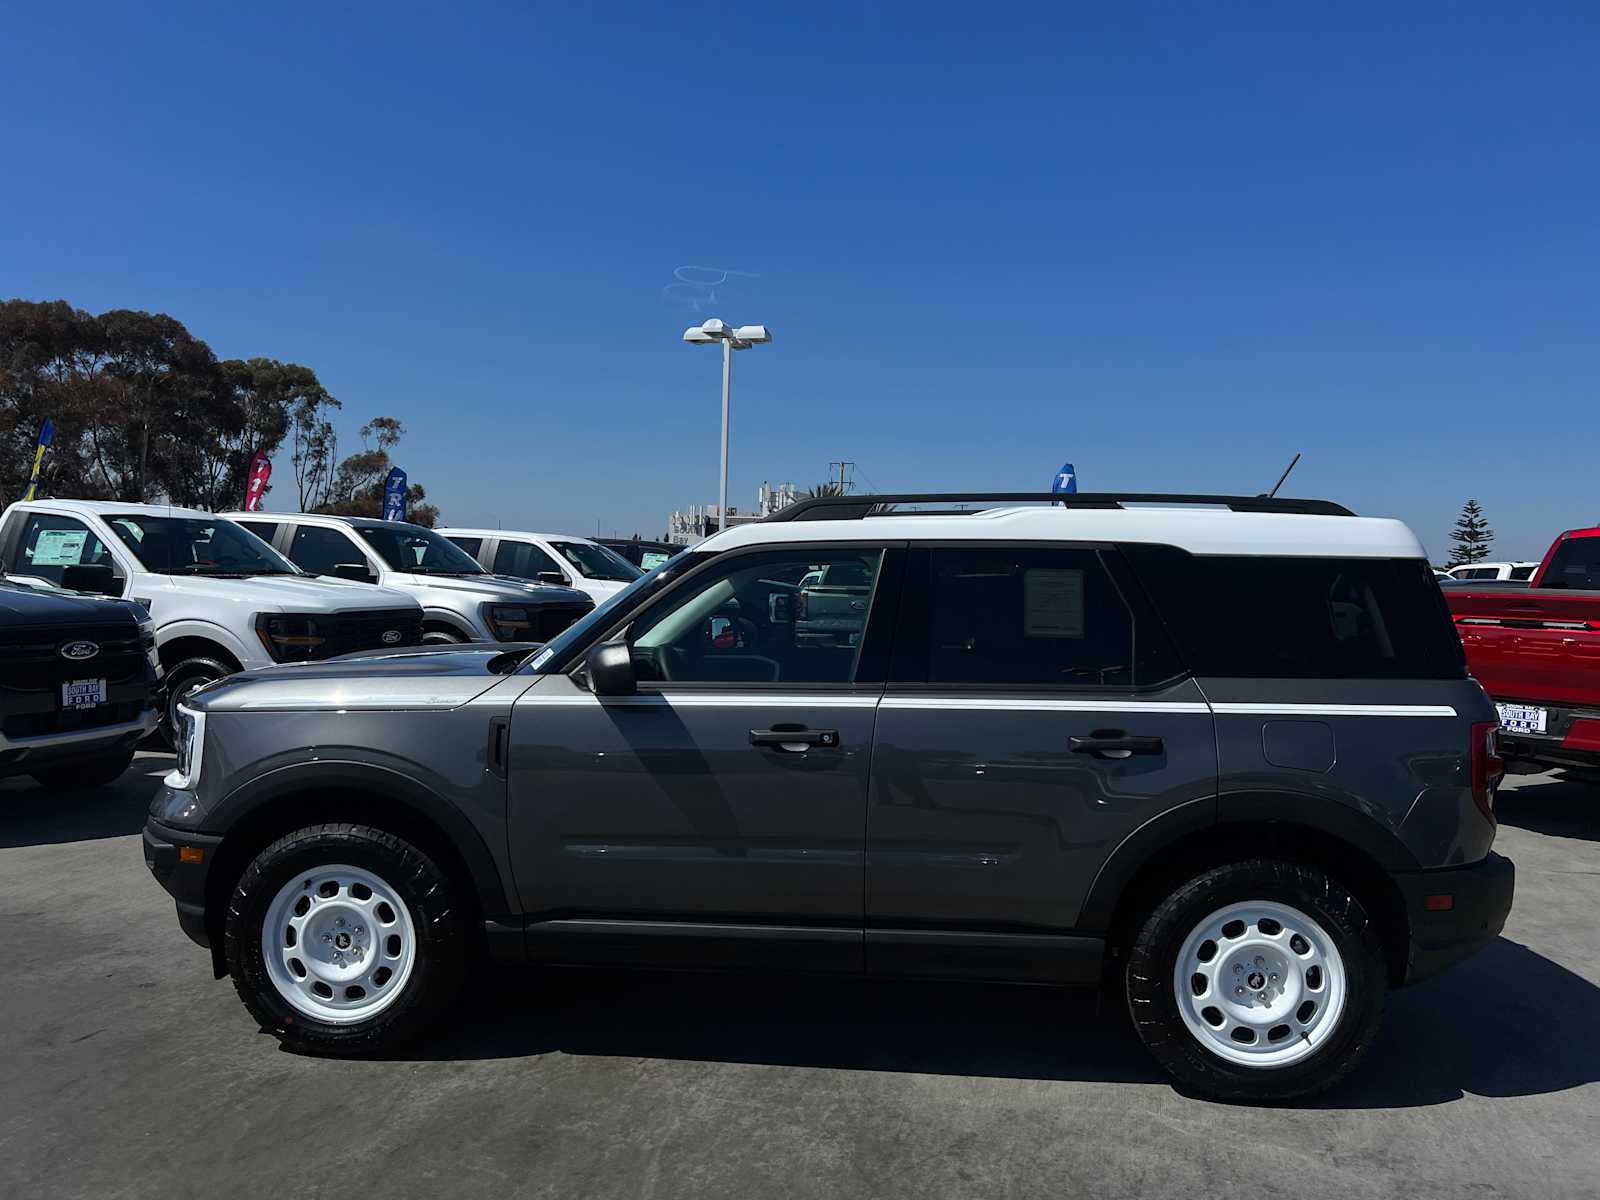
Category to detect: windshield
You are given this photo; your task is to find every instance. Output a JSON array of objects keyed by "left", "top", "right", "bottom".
[
  {"left": 106, "top": 515, "right": 299, "bottom": 577},
  {"left": 356, "top": 525, "right": 487, "bottom": 575},
  {"left": 527, "top": 551, "right": 713, "bottom": 671},
  {"left": 551, "top": 540, "right": 642, "bottom": 582}
]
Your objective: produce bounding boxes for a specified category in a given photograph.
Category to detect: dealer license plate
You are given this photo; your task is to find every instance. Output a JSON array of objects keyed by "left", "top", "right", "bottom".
[
  {"left": 1496, "top": 703, "right": 1548, "bottom": 735},
  {"left": 61, "top": 678, "right": 107, "bottom": 711}
]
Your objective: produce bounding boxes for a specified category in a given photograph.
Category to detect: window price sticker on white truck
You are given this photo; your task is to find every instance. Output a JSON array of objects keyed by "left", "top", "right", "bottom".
[
  {"left": 61, "top": 679, "right": 107, "bottom": 710},
  {"left": 1496, "top": 703, "right": 1548, "bottom": 735}
]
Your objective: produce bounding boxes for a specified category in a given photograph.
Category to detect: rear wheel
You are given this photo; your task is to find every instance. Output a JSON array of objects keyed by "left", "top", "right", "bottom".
[
  {"left": 224, "top": 822, "right": 465, "bottom": 1055},
  {"left": 1125, "top": 859, "right": 1388, "bottom": 1102},
  {"left": 30, "top": 749, "right": 136, "bottom": 791}
]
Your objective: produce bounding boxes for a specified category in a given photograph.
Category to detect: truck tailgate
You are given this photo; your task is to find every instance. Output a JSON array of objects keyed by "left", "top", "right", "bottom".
[{"left": 1447, "top": 587, "right": 1600, "bottom": 708}]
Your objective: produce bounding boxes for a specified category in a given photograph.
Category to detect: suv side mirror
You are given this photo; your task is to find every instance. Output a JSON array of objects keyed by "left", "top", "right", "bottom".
[
  {"left": 536, "top": 571, "right": 571, "bottom": 587},
  {"left": 61, "top": 564, "right": 121, "bottom": 596},
  {"left": 586, "top": 642, "right": 636, "bottom": 696},
  {"left": 331, "top": 562, "right": 377, "bottom": 584}
]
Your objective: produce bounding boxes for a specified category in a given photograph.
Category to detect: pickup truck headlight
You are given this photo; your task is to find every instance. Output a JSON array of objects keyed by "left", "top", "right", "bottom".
[
  {"left": 138, "top": 616, "right": 162, "bottom": 677},
  {"left": 484, "top": 604, "right": 533, "bottom": 641},
  {"left": 256, "top": 614, "right": 327, "bottom": 662},
  {"left": 164, "top": 705, "right": 206, "bottom": 791}
]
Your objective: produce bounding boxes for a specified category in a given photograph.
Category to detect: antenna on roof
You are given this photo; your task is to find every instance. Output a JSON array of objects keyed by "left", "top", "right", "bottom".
[{"left": 1264, "top": 453, "right": 1302, "bottom": 499}]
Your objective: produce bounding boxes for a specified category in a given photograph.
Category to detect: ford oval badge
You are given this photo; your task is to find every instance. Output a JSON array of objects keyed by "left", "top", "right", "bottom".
[
  {"left": 61, "top": 640, "right": 100, "bottom": 661},
  {"left": 381, "top": 629, "right": 402, "bottom": 645}
]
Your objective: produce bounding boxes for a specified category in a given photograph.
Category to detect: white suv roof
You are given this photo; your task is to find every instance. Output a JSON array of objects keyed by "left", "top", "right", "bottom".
[{"left": 697, "top": 494, "right": 1427, "bottom": 560}]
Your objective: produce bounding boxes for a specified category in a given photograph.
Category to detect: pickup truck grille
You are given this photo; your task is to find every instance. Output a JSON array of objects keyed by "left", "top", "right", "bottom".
[
  {"left": 0, "top": 622, "right": 153, "bottom": 741},
  {"left": 318, "top": 610, "right": 424, "bottom": 658}
]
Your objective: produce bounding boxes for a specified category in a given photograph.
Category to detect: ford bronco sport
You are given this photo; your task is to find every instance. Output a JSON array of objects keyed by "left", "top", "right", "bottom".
[{"left": 143, "top": 492, "right": 1513, "bottom": 1102}]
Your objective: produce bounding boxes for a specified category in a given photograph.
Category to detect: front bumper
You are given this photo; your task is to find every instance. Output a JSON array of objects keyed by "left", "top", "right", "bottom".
[
  {"left": 1396, "top": 851, "right": 1515, "bottom": 985},
  {"left": 143, "top": 815, "right": 223, "bottom": 949},
  {"left": 0, "top": 708, "right": 159, "bottom": 779}
]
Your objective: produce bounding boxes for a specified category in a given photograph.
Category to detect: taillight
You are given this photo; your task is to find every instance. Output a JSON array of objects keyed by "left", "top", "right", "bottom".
[
  {"left": 1470, "top": 720, "right": 1504, "bottom": 824},
  {"left": 795, "top": 591, "right": 808, "bottom": 621}
]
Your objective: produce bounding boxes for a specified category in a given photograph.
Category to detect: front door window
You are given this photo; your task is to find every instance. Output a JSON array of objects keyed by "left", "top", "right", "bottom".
[{"left": 628, "top": 549, "right": 883, "bottom": 685}]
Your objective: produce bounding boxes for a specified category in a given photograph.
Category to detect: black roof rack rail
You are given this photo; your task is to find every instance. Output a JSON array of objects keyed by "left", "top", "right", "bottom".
[{"left": 765, "top": 492, "right": 1355, "bottom": 522}]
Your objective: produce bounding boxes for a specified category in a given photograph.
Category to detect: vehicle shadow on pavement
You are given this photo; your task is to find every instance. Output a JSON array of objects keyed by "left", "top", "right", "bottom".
[
  {"left": 395, "top": 968, "right": 1165, "bottom": 1086},
  {"left": 388, "top": 937, "right": 1599, "bottom": 1106},
  {"left": 1495, "top": 772, "right": 1600, "bottom": 842},
  {"left": 0, "top": 753, "right": 172, "bottom": 850},
  {"left": 1308, "top": 936, "right": 1600, "bottom": 1109}
]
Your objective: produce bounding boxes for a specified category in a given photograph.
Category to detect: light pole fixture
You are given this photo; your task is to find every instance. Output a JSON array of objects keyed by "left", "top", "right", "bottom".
[{"left": 682, "top": 318, "right": 772, "bottom": 533}]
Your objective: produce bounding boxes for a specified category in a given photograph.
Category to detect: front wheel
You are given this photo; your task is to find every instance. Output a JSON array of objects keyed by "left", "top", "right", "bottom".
[
  {"left": 1125, "top": 860, "right": 1389, "bottom": 1103},
  {"left": 223, "top": 823, "right": 465, "bottom": 1055}
]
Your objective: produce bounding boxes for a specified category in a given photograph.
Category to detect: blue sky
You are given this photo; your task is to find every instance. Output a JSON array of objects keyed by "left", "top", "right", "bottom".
[{"left": 4, "top": 3, "right": 1598, "bottom": 560}]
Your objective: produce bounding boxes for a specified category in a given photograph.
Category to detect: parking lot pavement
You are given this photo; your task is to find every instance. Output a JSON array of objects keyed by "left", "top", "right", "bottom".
[{"left": 1, "top": 758, "right": 1597, "bottom": 1200}]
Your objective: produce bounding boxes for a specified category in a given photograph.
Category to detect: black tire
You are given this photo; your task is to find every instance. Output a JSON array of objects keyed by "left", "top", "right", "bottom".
[
  {"left": 158, "top": 655, "right": 234, "bottom": 748},
  {"left": 29, "top": 749, "right": 137, "bottom": 791},
  {"left": 1125, "top": 859, "right": 1389, "bottom": 1103},
  {"left": 421, "top": 628, "right": 467, "bottom": 645},
  {"left": 224, "top": 822, "right": 465, "bottom": 1055}
]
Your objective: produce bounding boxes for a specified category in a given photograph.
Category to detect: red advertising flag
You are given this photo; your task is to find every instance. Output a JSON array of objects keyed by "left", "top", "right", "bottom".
[{"left": 244, "top": 450, "right": 272, "bottom": 512}]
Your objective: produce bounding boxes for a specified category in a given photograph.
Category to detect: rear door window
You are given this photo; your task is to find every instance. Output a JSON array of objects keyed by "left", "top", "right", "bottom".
[
  {"left": 892, "top": 546, "right": 1182, "bottom": 688},
  {"left": 1123, "top": 546, "right": 1466, "bottom": 679},
  {"left": 289, "top": 525, "right": 371, "bottom": 579},
  {"left": 495, "top": 539, "right": 564, "bottom": 579}
]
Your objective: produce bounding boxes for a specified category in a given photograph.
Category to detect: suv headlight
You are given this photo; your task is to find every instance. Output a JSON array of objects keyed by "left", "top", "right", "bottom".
[
  {"left": 484, "top": 604, "right": 532, "bottom": 641},
  {"left": 165, "top": 705, "right": 206, "bottom": 791},
  {"left": 256, "top": 614, "right": 327, "bottom": 661}
]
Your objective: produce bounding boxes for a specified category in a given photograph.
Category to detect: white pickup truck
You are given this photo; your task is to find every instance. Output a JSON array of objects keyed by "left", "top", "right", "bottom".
[
  {"left": 0, "top": 500, "right": 425, "bottom": 739},
  {"left": 225, "top": 512, "right": 595, "bottom": 644}
]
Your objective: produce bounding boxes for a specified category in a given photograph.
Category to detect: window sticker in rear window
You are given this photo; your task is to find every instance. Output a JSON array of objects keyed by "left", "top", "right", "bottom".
[{"left": 1023, "top": 568, "right": 1085, "bottom": 638}]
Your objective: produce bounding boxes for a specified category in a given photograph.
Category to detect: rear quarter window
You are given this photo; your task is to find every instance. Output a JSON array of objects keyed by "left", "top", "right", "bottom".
[{"left": 1122, "top": 546, "right": 1466, "bottom": 680}]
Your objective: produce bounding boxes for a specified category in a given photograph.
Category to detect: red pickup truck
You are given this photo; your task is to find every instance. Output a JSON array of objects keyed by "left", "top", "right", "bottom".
[{"left": 1446, "top": 526, "right": 1600, "bottom": 772}]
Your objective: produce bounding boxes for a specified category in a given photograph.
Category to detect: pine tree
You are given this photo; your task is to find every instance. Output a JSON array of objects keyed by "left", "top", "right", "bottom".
[{"left": 1447, "top": 499, "right": 1495, "bottom": 567}]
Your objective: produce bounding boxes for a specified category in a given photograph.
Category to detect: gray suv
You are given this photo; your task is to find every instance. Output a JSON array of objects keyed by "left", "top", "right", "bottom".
[{"left": 144, "top": 492, "right": 1514, "bottom": 1102}]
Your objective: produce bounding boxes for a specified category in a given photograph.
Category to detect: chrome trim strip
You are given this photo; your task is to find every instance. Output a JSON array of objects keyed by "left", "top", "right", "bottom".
[{"left": 1210, "top": 702, "right": 1457, "bottom": 718}]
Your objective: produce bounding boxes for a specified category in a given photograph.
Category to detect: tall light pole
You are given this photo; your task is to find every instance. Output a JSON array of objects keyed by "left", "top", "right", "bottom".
[{"left": 683, "top": 318, "right": 772, "bottom": 532}]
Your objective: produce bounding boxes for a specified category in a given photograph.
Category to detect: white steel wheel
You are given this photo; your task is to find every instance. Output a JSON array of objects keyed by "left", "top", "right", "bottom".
[
  {"left": 260, "top": 863, "right": 418, "bottom": 1024},
  {"left": 1173, "top": 899, "right": 1348, "bottom": 1069}
]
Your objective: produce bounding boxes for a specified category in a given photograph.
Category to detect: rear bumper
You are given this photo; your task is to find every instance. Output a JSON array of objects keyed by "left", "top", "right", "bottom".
[
  {"left": 142, "top": 816, "right": 223, "bottom": 949},
  {"left": 1396, "top": 851, "right": 1515, "bottom": 985},
  {"left": 1491, "top": 701, "right": 1600, "bottom": 772}
]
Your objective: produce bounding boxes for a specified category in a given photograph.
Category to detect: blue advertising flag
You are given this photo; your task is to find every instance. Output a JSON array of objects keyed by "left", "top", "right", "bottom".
[
  {"left": 23, "top": 418, "right": 55, "bottom": 501},
  {"left": 382, "top": 467, "right": 408, "bottom": 522},
  {"left": 1052, "top": 462, "right": 1077, "bottom": 495}
]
